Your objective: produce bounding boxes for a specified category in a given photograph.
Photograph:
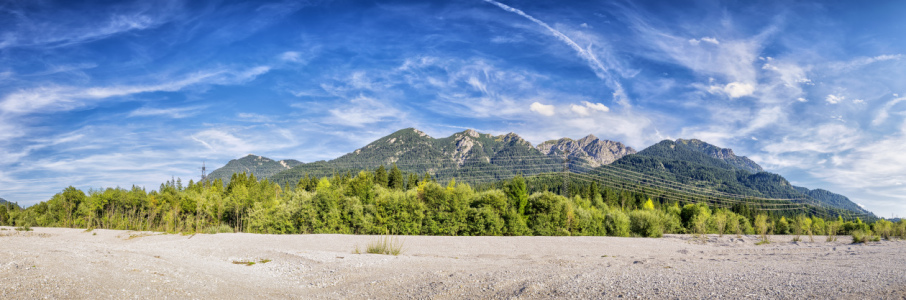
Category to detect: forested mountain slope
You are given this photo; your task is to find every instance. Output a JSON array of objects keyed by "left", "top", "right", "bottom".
[
  {"left": 597, "top": 139, "right": 872, "bottom": 217},
  {"left": 205, "top": 155, "right": 303, "bottom": 183},
  {"left": 259, "top": 128, "right": 634, "bottom": 186},
  {"left": 793, "top": 186, "right": 873, "bottom": 216}
]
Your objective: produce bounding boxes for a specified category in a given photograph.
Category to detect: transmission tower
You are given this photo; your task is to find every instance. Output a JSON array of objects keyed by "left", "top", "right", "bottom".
[
  {"left": 562, "top": 150, "right": 570, "bottom": 198},
  {"left": 200, "top": 161, "right": 207, "bottom": 187}
]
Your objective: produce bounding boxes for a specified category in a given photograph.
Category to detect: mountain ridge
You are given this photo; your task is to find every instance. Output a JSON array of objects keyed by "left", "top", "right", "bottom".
[
  {"left": 205, "top": 154, "right": 303, "bottom": 183},
  {"left": 205, "top": 128, "right": 872, "bottom": 217}
]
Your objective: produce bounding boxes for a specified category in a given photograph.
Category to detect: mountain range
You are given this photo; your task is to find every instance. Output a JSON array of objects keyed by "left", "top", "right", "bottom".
[{"left": 206, "top": 128, "right": 873, "bottom": 218}]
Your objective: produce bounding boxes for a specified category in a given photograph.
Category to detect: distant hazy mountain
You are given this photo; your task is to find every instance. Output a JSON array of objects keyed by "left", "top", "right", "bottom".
[
  {"left": 205, "top": 154, "right": 303, "bottom": 183},
  {"left": 0, "top": 196, "right": 8, "bottom": 205},
  {"left": 793, "top": 186, "right": 874, "bottom": 216}
]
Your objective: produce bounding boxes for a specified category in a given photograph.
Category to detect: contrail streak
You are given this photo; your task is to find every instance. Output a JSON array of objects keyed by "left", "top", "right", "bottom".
[{"left": 482, "top": 0, "right": 629, "bottom": 106}]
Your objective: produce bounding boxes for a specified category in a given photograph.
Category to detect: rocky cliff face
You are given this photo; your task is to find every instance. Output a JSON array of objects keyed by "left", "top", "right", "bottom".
[
  {"left": 676, "top": 139, "right": 763, "bottom": 173},
  {"left": 537, "top": 135, "right": 637, "bottom": 168}
]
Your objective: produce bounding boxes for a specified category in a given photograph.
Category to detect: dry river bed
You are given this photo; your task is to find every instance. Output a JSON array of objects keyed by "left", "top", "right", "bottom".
[{"left": 1, "top": 226, "right": 905, "bottom": 299}]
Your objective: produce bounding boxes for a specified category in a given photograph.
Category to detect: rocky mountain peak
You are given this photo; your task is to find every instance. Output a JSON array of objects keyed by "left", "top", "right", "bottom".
[
  {"left": 578, "top": 134, "right": 599, "bottom": 146},
  {"left": 500, "top": 132, "right": 531, "bottom": 146},
  {"left": 536, "top": 135, "right": 636, "bottom": 168}
]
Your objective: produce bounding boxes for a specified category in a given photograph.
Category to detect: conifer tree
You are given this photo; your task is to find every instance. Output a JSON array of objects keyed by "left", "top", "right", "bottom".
[
  {"left": 389, "top": 163, "right": 403, "bottom": 190},
  {"left": 374, "top": 165, "right": 388, "bottom": 187}
]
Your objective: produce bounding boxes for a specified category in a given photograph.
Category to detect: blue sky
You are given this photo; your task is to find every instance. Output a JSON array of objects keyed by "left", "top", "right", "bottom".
[{"left": 1, "top": 0, "right": 905, "bottom": 217}]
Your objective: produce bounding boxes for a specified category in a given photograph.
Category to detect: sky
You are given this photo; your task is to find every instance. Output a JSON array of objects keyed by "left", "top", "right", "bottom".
[{"left": 1, "top": 0, "right": 905, "bottom": 217}]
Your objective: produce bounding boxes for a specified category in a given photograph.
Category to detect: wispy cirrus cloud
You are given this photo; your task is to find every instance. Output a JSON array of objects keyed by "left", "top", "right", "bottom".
[
  {"left": 0, "top": 1, "right": 181, "bottom": 49},
  {"left": 128, "top": 105, "right": 206, "bottom": 119},
  {"left": 481, "top": 0, "right": 630, "bottom": 107},
  {"left": 0, "top": 66, "right": 270, "bottom": 116}
]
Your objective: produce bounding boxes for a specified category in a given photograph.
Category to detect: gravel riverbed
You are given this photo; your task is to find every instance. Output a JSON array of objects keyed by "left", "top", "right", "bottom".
[{"left": 2, "top": 227, "right": 904, "bottom": 299}]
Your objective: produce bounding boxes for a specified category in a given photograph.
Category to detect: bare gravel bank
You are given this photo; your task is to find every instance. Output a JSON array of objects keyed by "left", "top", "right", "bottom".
[{"left": 1, "top": 227, "right": 904, "bottom": 299}]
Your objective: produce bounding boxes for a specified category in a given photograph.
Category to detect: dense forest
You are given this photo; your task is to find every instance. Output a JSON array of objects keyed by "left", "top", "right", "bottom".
[{"left": 2, "top": 166, "right": 902, "bottom": 241}]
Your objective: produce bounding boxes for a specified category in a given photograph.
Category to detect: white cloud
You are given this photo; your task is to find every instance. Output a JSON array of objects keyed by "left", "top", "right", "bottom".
[
  {"left": 709, "top": 81, "right": 754, "bottom": 98},
  {"left": 689, "top": 37, "right": 719, "bottom": 45},
  {"left": 828, "top": 54, "right": 902, "bottom": 71},
  {"left": 128, "top": 106, "right": 204, "bottom": 119},
  {"left": 826, "top": 94, "right": 844, "bottom": 104},
  {"left": 326, "top": 96, "right": 402, "bottom": 127},
  {"left": 872, "top": 97, "right": 906, "bottom": 126},
  {"left": 280, "top": 51, "right": 302, "bottom": 62},
  {"left": 853, "top": 99, "right": 865, "bottom": 104},
  {"left": 570, "top": 101, "right": 609, "bottom": 116},
  {"left": 530, "top": 102, "right": 556, "bottom": 116},
  {"left": 797, "top": 97, "right": 808, "bottom": 102},
  {"left": 723, "top": 82, "right": 755, "bottom": 98}
]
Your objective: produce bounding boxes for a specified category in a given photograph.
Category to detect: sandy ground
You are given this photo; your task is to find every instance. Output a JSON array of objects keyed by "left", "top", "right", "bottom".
[{"left": 1, "top": 227, "right": 904, "bottom": 299}]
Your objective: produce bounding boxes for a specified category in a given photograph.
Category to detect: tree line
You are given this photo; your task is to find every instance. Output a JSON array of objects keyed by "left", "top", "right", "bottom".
[{"left": 2, "top": 165, "right": 904, "bottom": 240}]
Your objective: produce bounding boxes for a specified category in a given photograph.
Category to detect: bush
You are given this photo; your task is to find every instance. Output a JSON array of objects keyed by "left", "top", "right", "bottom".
[
  {"left": 826, "top": 221, "right": 840, "bottom": 242},
  {"left": 661, "top": 210, "right": 684, "bottom": 234},
  {"left": 629, "top": 210, "right": 664, "bottom": 237},
  {"left": 524, "top": 192, "right": 572, "bottom": 236},
  {"left": 680, "top": 203, "right": 711, "bottom": 230},
  {"left": 605, "top": 210, "right": 630, "bottom": 237},
  {"left": 204, "top": 224, "right": 234, "bottom": 234},
  {"left": 754, "top": 214, "right": 769, "bottom": 245},
  {"left": 851, "top": 229, "right": 869, "bottom": 243},
  {"left": 366, "top": 235, "right": 404, "bottom": 255},
  {"left": 776, "top": 216, "right": 790, "bottom": 235},
  {"left": 873, "top": 219, "right": 893, "bottom": 240}
]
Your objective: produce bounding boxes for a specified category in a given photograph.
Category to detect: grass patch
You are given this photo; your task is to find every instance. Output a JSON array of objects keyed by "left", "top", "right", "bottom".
[
  {"left": 232, "top": 259, "right": 270, "bottom": 266},
  {"left": 755, "top": 240, "right": 770, "bottom": 245},
  {"left": 203, "top": 224, "right": 234, "bottom": 234},
  {"left": 126, "top": 232, "right": 154, "bottom": 240},
  {"left": 365, "top": 235, "right": 404, "bottom": 256},
  {"left": 15, "top": 225, "right": 32, "bottom": 232}
]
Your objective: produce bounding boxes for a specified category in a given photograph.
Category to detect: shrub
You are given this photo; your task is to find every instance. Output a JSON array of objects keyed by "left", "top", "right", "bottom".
[
  {"left": 204, "top": 224, "right": 235, "bottom": 234},
  {"left": 776, "top": 216, "right": 790, "bottom": 235},
  {"left": 896, "top": 220, "right": 906, "bottom": 240},
  {"left": 811, "top": 217, "right": 826, "bottom": 236},
  {"left": 366, "top": 235, "right": 404, "bottom": 255},
  {"left": 873, "top": 219, "right": 893, "bottom": 240},
  {"left": 826, "top": 221, "right": 840, "bottom": 242},
  {"left": 851, "top": 229, "right": 869, "bottom": 244},
  {"left": 629, "top": 210, "right": 664, "bottom": 237},
  {"left": 661, "top": 210, "right": 684, "bottom": 234},
  {"left": 726, "top": 213, "right": 741, "bottom": 237},
  {"left": 524, "top": 192, "right": 572, "bottom": 236},
  {"left": 712, "top": 210, "right": 729, "bottom": 237},
  {"left": 754, "top": 214, "right": 769, "bottom": 245},
  {"left": 605, "top": 209, "right": 630, "bottom": 237},
  {"left": 680, "top": 203, "right": 711, "bottom": 230}
]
